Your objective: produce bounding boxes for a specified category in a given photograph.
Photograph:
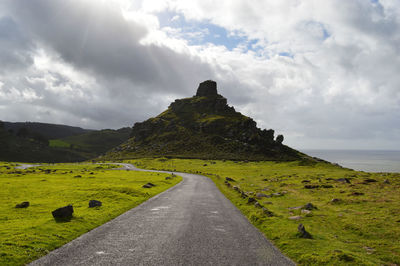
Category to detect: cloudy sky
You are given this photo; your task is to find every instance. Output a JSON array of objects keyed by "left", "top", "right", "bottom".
[{"left": 0, "top": 0, "right": 399, "bottom": 150}]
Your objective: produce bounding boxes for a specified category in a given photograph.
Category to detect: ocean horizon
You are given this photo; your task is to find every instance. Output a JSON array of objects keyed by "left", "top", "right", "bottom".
[{"left": 301, "top": 149, "right": 400, "bottom": 173}]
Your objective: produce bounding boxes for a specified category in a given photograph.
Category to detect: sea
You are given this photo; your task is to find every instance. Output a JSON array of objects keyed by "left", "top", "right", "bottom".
[{"left": 301, "top": 150, "right": 400, "bottom": 173}]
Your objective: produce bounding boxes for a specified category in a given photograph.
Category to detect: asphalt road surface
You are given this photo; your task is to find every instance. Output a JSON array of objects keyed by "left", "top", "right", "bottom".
[{"left": 29, "top": 163, "right": 294, "bottom": 266}]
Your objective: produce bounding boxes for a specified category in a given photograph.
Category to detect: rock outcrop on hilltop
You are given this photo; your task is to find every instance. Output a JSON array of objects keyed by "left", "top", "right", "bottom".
[{"left": 106, "top": 81, "right": 305, "bottom": 161}]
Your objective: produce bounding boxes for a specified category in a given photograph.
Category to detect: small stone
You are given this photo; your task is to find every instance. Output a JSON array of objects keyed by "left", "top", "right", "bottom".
[
  {"left": 331, "top": 198, "right": 342, "bottom": 203},
  {"left": 52, "top": 205, "right": 73, "bottom": 221},
  {"left": 241, "top": 192, "right": 248, "bottom": 199},
  {"left": 271, "top": 192, "right": 283, "bottom": 197},
  {"left": 363, "top": 178, "right": 377, "bottom": 183},
  {"left": 74, "top": 175, "right": 82, "bottom": 178},
  {"left": 165, "top": 176, "right": 171, "bottom": 180},
  {"left": 247, "top": 197, "right": 256, "bottom": 204},
  {"left": 350, "top": 192, "right": 364, "bottom": 196},
  {"left": 89, "top": 200, "right": 102, "bottom": 208},
  {"left": 336, "top": 178, "right": 351, "bottom": 184},
  {"left": 261, "top": 187, "right": 270, "bottom": 191},
  {"left": 15, "top": 201, "right": 29, "bottom": 208},
  {"left": 142, "top": 183, "right": 155, "bottom": 188},
  {"left": 254, "top": 202, "right": 262, "bottom": 208},
  {"left": 301, "top": 180, "right": 311, "bottom": 183},
  {"left": 302, "top": 203, "right": 317, "bottom": 210},
  {"left": 304, "top": 184, "right": 319, "bottom": 189},
  {"left": 298, "top": 223, "right": 312, "bottom": 238},
  {"left": 289, "top": 216, "right": 302, "bottom": 220},
  {"left": 225, "top": 177, "right": 235, "bottom": 182},
  {"left": 262, "top": 207, "right": 274, "bottom": 217},
  {"left": 301, "top": 209, "right": 311, "bottom": 214},
  {"left": 288, "top": 206, "right": 302, "bottom": 210},
  {"left": 256, "top": 193, "right": 270, "bottom": 198},
  {"left": 383, "top": 179, "right": 390, "bottom": 184},
  {"left": 233, "top": 186, "right": 239, "bottom": 191}
]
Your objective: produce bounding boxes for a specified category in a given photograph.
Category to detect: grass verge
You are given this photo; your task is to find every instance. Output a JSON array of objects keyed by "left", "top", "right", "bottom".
[
  {"left": 0, "top": 161, "right": 181, "bottom": 265},
  {"left": 129, "top": 158, "right": 400, "bottom": 265}
]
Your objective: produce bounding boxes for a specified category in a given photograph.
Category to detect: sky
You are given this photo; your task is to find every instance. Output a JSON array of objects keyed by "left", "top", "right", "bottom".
[{"left": 0, "top": 0, "right": 399, "bottom": 150}]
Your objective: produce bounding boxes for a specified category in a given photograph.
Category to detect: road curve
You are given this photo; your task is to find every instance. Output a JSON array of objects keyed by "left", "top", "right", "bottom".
[{"left": 29, "top": 163, "right": 294, "bottom": 266}]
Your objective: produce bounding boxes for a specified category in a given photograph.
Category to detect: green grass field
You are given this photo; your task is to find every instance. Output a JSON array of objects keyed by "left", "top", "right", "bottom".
[
  {"left": 0, "top": 162, "right": 181, "bottom": 265},
  {"left": 130, "top": 158, "right": 400, "bottom": 265},
  {"left": 49, "top": 139, "right": 71, "bottom": 148}
]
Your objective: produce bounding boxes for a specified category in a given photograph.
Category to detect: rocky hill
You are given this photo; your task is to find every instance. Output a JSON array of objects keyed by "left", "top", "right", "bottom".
[{"left": 105, "top": 80, "right": 306, "bottom": 161}]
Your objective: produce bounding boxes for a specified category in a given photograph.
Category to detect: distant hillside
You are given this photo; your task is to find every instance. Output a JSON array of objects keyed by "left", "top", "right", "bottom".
[
  {"left": 3, "top": 122, "right": 92, "bottom": 139},
  {"left": 54, "top": 128, "right": 132, "bottom": 157},
  {"left": 105, "top": 80, "right": 307, "bottom": 161},
  {"left": 0, "top": 121, "right": 131, "bottom": 162},
  {"left": 0, "top": 124, "right": 86, "bottom": 162}
]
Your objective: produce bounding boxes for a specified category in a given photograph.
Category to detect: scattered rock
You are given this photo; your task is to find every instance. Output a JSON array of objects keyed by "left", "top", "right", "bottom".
[
  {"left": 271, "top": 192, "right": 283, "bottom": 197},
  {"left": 165, "top": 176, "right": 172, "bottom": 180},
  {"left": 52, "top": 205, "right": 73, "bottom": 221},
  {"left": 261, "top": 187, "right": 270, "bottom": 191},
  {"left": 336, "top": 178, "right": 351, "bottom": 184},
  {"left": 225, "top": 177, "right": 235, "bottom": 182},
  {"left": 363, "top": 178, "right": 377, "bottom": 183},
  {"left": 302, "top": 203, "right": 317, "bottom": 210},
  {"left": 247, "top": 197, "right": 256, "bottom": 204},
  {"left": 224, "top": 180, "right": 231, "bottom": 187},
  {"left": 203, "top": 164, "right": 208, "bottom": 166},
  {"left": 233, "top": 186, "right": 239, "bottom": 191},
  {"left": 321, "top": 184, "right": 333, "bottom": 188},
  {"left": 288, "top": 206, "right": 302, "bottom": 210},
  {"left": 241, "top": 192, "right": 248, "bottom": 198},
  {"left": 74, "top": 175, "right": 82, "bottom": 178},
  {"left": 304, "top": 184, "right": 319, "bottom": 189},
  {"left": 256, "top": 193, "right": 270, "bottom": 198},
  {"left": 301, "top": 180, "right": 311, "bottom": 183},
  {"left": 301, "top": 209, "right": 311, "bottom": 215},
  {"left": 289, "top": 216, "right": 302, "bottom": 220},
  {"left": 142, "top": 183, "right": 156, "bottom": 188},
  {"left": 254, "top": 202, "right": 262, "bottom": 208},
  {"left": 350, "top": 192, "right": 364, "bottom": 196},
  {"left": 298, "top": 223, "right": 312, "bottom": 238},
  {"left": 383, "top": 179, "right": 390, "bottom": 184},
  {"left": 89, "top": 200, "right": 102, "bottom": 208},
  {"left": 262, "top": 207, "right": 274, "bottom": 217},
  {"left": 90, "top": 172, "right": 94, "bottom": 175},
  {"left": 331, "top": 198, "right": 342, "bottom": 204},
  {"left": 15, "top": 201, "right": 29, "bottom": 208}
]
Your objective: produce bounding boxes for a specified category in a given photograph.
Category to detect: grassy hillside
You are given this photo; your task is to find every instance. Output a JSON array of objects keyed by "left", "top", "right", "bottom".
[
  {"left": 0, "top": 127, "right": 86, "bottom": 162},
  {"left": 0, "top": 162, "right": 181, "bottom": 265},
  {"left": 130, "top": 158, "right": 400, "bottom": 265},
  {"left": 0, "top": 122, "right": 131, "bottom": 162},
  {"left": 59, "top": 127, "right": 131, "bottom": 156},
  {"left": 105, "top": 93, "right": 304, "bottom": 161},
  {"left": 3, "top": 122, "right": 91, "bottom": 139}
]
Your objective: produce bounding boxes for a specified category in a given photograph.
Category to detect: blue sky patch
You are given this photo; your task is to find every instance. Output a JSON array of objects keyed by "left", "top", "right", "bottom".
[{"left": 157, "top": 11, "right": 259, "bottom": 51}]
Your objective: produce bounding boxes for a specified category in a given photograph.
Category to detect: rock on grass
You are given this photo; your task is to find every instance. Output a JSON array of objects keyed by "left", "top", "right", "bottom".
[
  {"left": 52, "top": 205, "right": 73, "bottom": 221},
  {"left": 15, "top": 201, "right": 29, "bottom": 208},
  {"left": 298, "top": 223, "right": 312, "bottom": 239}
]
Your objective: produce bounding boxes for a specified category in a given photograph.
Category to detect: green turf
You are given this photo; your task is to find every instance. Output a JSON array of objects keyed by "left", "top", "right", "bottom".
[
  {"left": 129, "top": 158, "right": 400, "bottom": 265},
  {"left": 0, "top": 162, "right": 181, "bottom": 265},
  {"left": 49, "top": 139, "right": 70, "bottom": 148}
]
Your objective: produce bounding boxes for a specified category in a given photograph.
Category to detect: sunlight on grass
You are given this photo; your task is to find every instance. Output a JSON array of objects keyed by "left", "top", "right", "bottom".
[
  {"left": 0, "top": 162, "right": 181, "bottom": 265},
  {"left": 131, "top": 158, "right": 400, "bottom": 265}
]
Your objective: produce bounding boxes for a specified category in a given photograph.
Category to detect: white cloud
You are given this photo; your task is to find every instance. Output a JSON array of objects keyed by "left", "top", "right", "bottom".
[{"left": 0, "top": 0, "right": 399, "bottom": 150}]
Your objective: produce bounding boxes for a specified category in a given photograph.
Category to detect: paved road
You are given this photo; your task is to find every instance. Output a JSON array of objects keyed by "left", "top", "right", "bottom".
[{"left": 29, "top": 164, "right": 294, "bottom": 266}]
